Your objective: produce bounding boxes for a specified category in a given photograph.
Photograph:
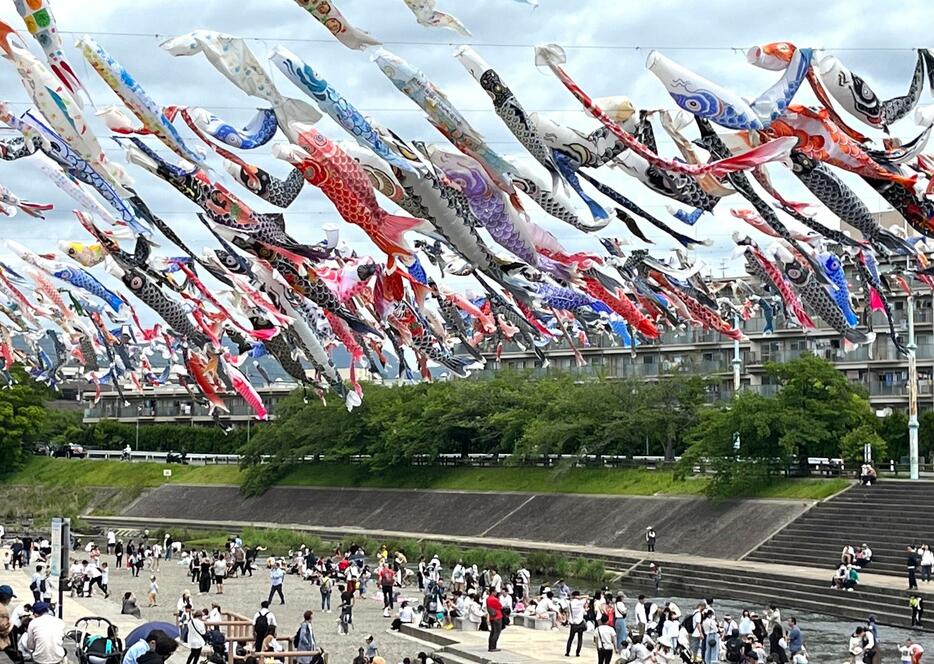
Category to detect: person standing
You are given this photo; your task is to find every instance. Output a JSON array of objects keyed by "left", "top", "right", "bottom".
[
  {"left": 565, "top": 591, "right": 587, "bottom": 657},
  {"left": 106, "top": 531, "right": 116, "bottom": 556},
  {"left": 910, "top": 595, "right": 924, "bottom": 627},
  {"left": 645, "top": 527, "right": 657, "bottom": 553},
  {"left": 295, "top": 611, "right": 317, "bottom": 663},
  {"left": 268, "top": 561, "right": 285, "bottom": 605},
  {"left": 486, "top": 590, "right": 503, "bottom": 653},
  {"left": 320, "top": 574, "right": 333, "bottom": 613},
  {"left": 252, "top": 601, "right": 276, "bottom": 653},
  {"left": 24, "top": 602, "right": 64, "bottom": 664},
  {"left": 29, "top": 566, "right": 46, "bottom": 604},
  {"left": 114, "top": 541, "right": 124, "bottom": 570},
  {"left": 908, "top": 547, "right": 921, "bottom": 590},
  {"left": 379, "top": 565, "right": 396, "bottom": 617},
  {"left": 787, "top": 617, "right": 803, "bottom": 660},
  {"left": 184, "top": 608, "right": 207, "bottom": 664},
  {"left": 594, "top": 615, "right": 616, "bottom": 664},
  {"left": 213, "top": 555, "right": 227, "bottom": 595},
  {"left": 613, "top": 594, "right": 628, "bottom": 651},
  {"left": 701, "top": 610, "right": 719, "bottom": 664}
]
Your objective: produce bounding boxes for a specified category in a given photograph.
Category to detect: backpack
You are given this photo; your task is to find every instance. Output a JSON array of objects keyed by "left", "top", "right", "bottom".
[
  {"left": 725, "top": 638, "right": 743, "bottom": 663},
  {"left": 254, "top": 612, "right": 269, "bottom": 638},
  {"left": 681, "top": 613, "right": 694, "bottom": 633}
]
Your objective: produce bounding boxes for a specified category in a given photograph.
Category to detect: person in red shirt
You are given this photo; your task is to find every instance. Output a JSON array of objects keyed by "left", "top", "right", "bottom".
[
  {"left": 485, "top": 592, "right": 503, "bottom": 652},
  {"left": 379, "top": 565, "right": 396, "bottom": 616}
]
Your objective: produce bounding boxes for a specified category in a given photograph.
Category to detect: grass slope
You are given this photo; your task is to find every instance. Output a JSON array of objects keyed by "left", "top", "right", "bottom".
[{"left": 5, "top": 457, "right": 849, "bottom": 500}]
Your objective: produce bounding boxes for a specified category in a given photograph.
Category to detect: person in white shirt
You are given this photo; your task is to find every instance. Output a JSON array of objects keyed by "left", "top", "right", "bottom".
[
  {"left": 920, "top": 544, "right": 934, "bottom": 582},
  {"left": 398, "top": 601, "right": 416, "bottom": 625},
  {"left": 106, "top": 531, "right": 116, "bottom": 555},
  {"left": 765, "top": 605, "right": 782, "bottom": 634},
  {"left": 268, "top": 562, "right": 285, "bottom": 605},
  {"left": 700, "top": 610, "right": 719, "bottom": 664},
  {"left": 594, "top": 616, "right": 616, "bottom": 664},
  {"left": 613, "top": 594, "right": 628, "bottom": 651},
  {"left": 565, "top": 591, "right": 587, "bottom": 657},
  {"left": 635, "top": 596, "right": 657, "bottom": 635},
  {"left": 466, "top": 594, "right": 484, "bottom": 626},
  {"left": 535, "top": 591, "right": 559, "bottom": 629},
  {"left": 451, "top": 561, "right": 466, "bottom": 593},
  {"left": 498, "top": 590, "right": 513, "bottom": 612},
  {"left": 721, "top": 614, "right": 738, "bottom": 636},
  {"left": 489, "top": 568, "right": 502, "bottom": 594},
  {"left": 150, "top": 544, "right": 162, "bottom": 572},
  {"left": 24, "top": 602, "right": 65, "bottom": 664},
  {"left": 185, "top": 608, "right": 208, "bottom": 664},
  {"left": 30, "top": 566, "right": 46, "bottom": 602}
]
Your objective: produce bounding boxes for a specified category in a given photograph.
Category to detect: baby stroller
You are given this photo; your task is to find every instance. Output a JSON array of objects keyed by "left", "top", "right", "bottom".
[
  {"left": 74, "top": 617, "right": 123, "bottom": 664},
  {"left": 205, "top": 628, "right": 226, "bottom": 664}
]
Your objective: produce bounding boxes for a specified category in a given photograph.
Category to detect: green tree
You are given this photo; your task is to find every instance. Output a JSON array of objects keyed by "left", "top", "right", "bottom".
[
  {"left": 876, "top": 412, "right": 908, "bottom": 463},
  {"left": 767, "top": 354, "right": 875, "bottom": 459},
  {"left": 680, "top": 354, "right": 876, "bottom": 496},
  {"left": 679, "top": 391, "right": 786, "bottom": 495},
  {"left": 839, "top": 424, "right": 888, "bottom": 466}
]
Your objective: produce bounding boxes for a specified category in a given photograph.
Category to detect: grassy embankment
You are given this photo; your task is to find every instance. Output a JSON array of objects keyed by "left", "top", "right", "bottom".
[
  {"left": 1, "top": 456, "right": 850, "bottom": 526},
  {"left": 6, "top": 456, "right": 851, "bottom": 497}
]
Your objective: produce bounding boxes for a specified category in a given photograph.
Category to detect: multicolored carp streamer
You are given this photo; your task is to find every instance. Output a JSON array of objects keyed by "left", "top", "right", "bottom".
[
  {"left": 402, "top": 0, "right": 470, "bottom": 36},
  {"left": 0, "top": 4, "right": 931, "bottom": 420},
  {"left": 646, "top": 47, "right": 811, "bottom": 130},
  {"left": 159, "top": 31, "right": 322, "bottom": 142},
  {"left": 270, "top": 46, "right": 416, "bottom": 174},
  {"left": 291, "top": 0, "right": 380, "bottom": 51},
  {"left": 77, "top": 36, "right": 206, "bottom": 167},
  {"left": 12, "top": 0, "right": 88, "bottom": 103}
]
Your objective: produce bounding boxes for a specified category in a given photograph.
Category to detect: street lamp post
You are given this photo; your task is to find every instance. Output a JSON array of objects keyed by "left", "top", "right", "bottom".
[
  {"left": 908, "top": 294, "right": 920, "bottom": 479},
  {"left": 732, "top": 313, "right": 742, "bottom": 394}
]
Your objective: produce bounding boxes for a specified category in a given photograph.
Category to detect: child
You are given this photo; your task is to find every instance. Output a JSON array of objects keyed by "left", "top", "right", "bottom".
[
  {"left": 148, "top": 575, "right": 159, "bottom": 607},
  {"left": 101, "top": 563, "right": 110, "bottom": 599},
  {"left": 364, "top": 635, "right": 378, "bottom": 662}
]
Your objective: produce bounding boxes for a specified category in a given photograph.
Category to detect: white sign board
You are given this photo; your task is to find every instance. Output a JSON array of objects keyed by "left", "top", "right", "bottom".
[{"left": 163, "top": 469, "right": 172, "bottom": 477}]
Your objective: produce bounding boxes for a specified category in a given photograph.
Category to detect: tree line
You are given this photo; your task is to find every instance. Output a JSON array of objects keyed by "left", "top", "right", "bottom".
[{"left": 4, "top": 355, "right": 933, "bottom": 497}]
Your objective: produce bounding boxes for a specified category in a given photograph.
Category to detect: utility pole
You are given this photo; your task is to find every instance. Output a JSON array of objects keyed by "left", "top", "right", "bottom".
[
  {"left": 732, "top": 312, "right": 742, "bottom": 395},
  {"left": 908, "top": 293, "right": 920, "bottom": 479}
]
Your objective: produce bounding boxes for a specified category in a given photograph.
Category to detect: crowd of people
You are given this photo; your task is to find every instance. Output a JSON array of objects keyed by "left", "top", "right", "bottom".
[{"left": 1, "top": 527, "right": 931, "bottom": 664}]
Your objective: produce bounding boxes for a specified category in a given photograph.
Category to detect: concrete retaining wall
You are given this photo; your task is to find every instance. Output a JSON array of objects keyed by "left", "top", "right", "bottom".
[{"left": 123, "top": 485, "right": 811, "bottom": 560}]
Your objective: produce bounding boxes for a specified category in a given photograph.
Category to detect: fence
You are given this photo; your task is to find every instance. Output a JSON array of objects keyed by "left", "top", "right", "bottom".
[
  {"left": 79, "top": 450, "right": 934, "bottom": 477},
  {"left": 206, "top": 611, "right": 323, "bottom": 664}
]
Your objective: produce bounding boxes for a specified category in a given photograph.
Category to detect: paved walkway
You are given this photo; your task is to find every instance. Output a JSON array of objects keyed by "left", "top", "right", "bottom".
[
  {"left": 400, "top": 623, "right": 595, "bottom": 664},
  {"left": 0, "top": 566, "right": 144, "bottom": 636}
]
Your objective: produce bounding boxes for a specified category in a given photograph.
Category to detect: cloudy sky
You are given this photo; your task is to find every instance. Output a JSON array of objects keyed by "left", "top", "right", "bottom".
[{"left": 0, "top": 0, "right": 931, "bottom": 300}]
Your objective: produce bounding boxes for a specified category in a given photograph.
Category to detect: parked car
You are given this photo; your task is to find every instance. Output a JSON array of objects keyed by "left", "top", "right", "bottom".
[
  {"left": 33, "top": 442, "right": 52, "bottom": 456},
  {"left": 51, "top": 443, "right": 86, "bottom": 458}
]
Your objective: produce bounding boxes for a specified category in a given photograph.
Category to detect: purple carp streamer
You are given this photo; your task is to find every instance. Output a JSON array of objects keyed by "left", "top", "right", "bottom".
[{"left": 0, "top": 4, "right": 931, "bottom": 417}]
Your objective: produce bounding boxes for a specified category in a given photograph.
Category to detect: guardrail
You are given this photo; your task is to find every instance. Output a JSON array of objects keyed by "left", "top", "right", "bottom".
[{"left": 79, "top": 450, "right": 934, "bottom": 476}]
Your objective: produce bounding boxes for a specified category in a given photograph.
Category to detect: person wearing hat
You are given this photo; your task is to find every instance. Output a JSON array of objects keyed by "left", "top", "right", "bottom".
[
  {"left": 645, "top": 527, "right": 657, "bottom": 553},
  {"left": 1, "top": 584, "right": 19, "bottom": 664},
  {"left": 23, "top": 601, "right": 64, "bottom": 664}
]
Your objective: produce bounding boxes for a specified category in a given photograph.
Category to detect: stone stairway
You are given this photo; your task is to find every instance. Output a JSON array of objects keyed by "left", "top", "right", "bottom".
[
  {"left": 624, "top": 559, "right": 933, "bottom": 631},
  {"left": 744, "top": 481, "right": 934, "bottom": 578}
]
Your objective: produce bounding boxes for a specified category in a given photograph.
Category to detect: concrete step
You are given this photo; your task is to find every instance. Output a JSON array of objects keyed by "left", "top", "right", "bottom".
[
  {"left": 629, "top": 574, "right": 924, "bottom": 630},
  {"left": 743, "top": 552, "right": 904, "bottom": 577},
  {"left": 627, "top": 567, "right": 927, "bottom": 622}
]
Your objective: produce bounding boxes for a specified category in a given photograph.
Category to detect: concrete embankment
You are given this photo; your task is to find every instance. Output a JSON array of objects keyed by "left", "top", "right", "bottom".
[{"left": 122, "top": 484, "right": 812, "bottom": 559}]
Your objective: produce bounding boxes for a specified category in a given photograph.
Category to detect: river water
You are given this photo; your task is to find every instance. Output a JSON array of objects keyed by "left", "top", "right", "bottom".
[{"left": 640, "top": 593, "right": 929, "bottom": 661}]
